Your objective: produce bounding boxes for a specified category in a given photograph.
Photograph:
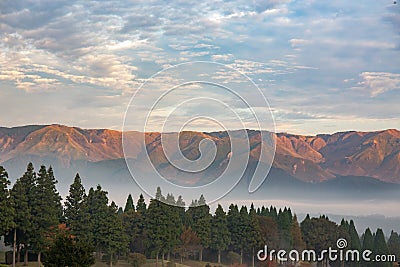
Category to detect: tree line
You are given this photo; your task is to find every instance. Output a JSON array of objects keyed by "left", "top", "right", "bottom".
[{"left": 1, "top": 163, "right": 399, "bottom": 267}]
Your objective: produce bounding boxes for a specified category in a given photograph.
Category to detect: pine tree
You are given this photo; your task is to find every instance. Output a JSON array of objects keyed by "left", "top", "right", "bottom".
[
  {"left": 237, "top": 206, "right": 250, "bottom": 264},
  {"left": 210, "top": 204, "right": 230, "bottom": 264},
  {"left": 134, "top": 193, "right": 147, "bottom": 254},
  {"left": 227, "top": 204, "right": 241, "bottom": 255},
  {"left": 64, "top": 173, "right": 86, "bottom": 238},
  {"left": 121, "top": 204, "right": 140, "bottom": 253},
  {"left": 361, "top": 228, "right": 374, "bottom": 267},
  {"left": 291, "top": 215, "right": 305, "bottom": 251},
  {"left": 47, "top": 167, "right": 63, "bottom": 221},
  {"left": 257, "top": 215, "right": 279, "bottom": 249},
  {"left": 124, "top": 194, "right": 135, "bottom": 213},
  {"left": 85, "top": 185, "right": 111, "bottom": 258},
  {"left": 145, "top": 198, "right": 169, "bottom": 266},
  {"left": 277, "top": 208, "right": 293, "bottom": 250},
  {"left": 0, "top": 166, "right": 14, "bottom": 237},
  {"left": 187, "top": 196, "right": 211, "bottom": 261},
  {"left": 6, "top": 176, "right": 31, "bottom": 265},
  {"left": 0, "top": 165, "right": 15, "bottom": 266},
  {"left": 12, "top": 163, "right": 36, "bottom": 265},
  {"left": 30, "top": 165, "right": 62, "bottom": 266},
  {"left": 165, "top": 200, "right": 183, "bottom": 261},
  {"left": 136, "top": 194, "right": 147, "bottom": 214},
  {"left": 248, "top": 204, "right": 262, "bottom": 267},
  {"left": 104, "top": 201, "right": 128, "bottom": 266},
  {"left": 373, "top": 228, "right": 391, "bottom": 267},
  {"left": 155, "top": 186, "right": 165, "bottom": 202},
  {"left": 165, "top": 193, "right": 176, "bottom": 205},
  {"left": 387, "top": 231, "right": 400, "bottom": 262},
  {"left": 348, "top": 220, "right": 361, "bottom": 267}
]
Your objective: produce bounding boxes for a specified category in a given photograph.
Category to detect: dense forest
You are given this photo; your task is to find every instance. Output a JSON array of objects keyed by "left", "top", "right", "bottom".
[{"left": 0, "top": 163, "right": 399, "bottom": 267}]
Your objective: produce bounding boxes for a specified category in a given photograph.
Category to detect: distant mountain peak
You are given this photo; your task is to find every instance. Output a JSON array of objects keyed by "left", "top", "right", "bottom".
[{"left": 0, "top": 124, "right": 399, "bottom": 184}]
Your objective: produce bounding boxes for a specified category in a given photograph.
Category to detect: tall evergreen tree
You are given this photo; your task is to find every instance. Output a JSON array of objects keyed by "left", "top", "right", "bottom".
[
  {"left": 30, "top": 165, "right": 62, "bottom": 266},
  {"left": 257, "top": 216, "right": 279, "bottom": 249},
  {"left": 104, "top": 201, "right": 128, "bottom": 266},
  {"left": 6, "top": 175, "right": 31, "bottom": 265},
  {"left": 187, "top": 195, "right": 211, "bottom": 261},
  {"left": 387, "top": 231, "right": 400, "bottom": 262},
  {"left": 291, "top": 215, "right": 306, "bottom": 252},
  {"left": 64, "top": 173, "right": 87, "bottom": 238},
  {"left": 0, "top": 166, "right": 14, "bottom": 237},
  {"left": 348, "top": 220, "right": 361, "bottom": 267},
  {"left": 134, "top": 193, "right": 147, "bottom": 254},
  {"left": 237, "top": 206, "right": 250, "bottom": 264},
  {"left": 47, "top": 167, "right": 63, "bottom": 221},
  {"left": 85, "top": 185, "right": 111, "bottom": 258},
  {"left": 13, "top": 163, "right": 36, "bottom": 265},
  {"left": 136, "top": 194, "right": 147, "bottom": 214},
  {"left": 121, "top": 204, "right": 140, "bottom": 253},
  {"left": 145, "top": 198, "right": 170, "bottom": 266},
  {"left": 248, "top": 204, "right": 262, "bottom": 267},
  {"left": 155, "top": 186, "right": 165, "bottom": 202},
  {"left": 124, "top": 194, "right": 135, "bottom": 213},
  {"left": 373, "top": 228, "right": 391, "bottom": 267},
  {"left": 210, "top": 204, "right": 230, "bottom": 264},
  {"left": 277, "top": 208, "right": 293, "bottom": 250},
  {"left": 361, "top": 228, "right": 374, "bottom": 267},
  {"left": 0, "top": 166, "right": 15, "bottom": 266},
  {"left": 227, "top": 204, "right": 241, "bottom": 256}
]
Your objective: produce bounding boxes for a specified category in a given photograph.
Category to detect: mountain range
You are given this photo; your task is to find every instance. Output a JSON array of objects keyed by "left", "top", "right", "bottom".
[
  {"left": 1, "top": 124, "right": 399, "bottom": 184},
  {"left": 1, "top": 124, "right": 399, "bottom": 222}
]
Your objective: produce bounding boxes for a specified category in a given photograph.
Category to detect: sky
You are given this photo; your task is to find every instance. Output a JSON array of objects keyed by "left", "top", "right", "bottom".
[{"left": 0, "top": 0, "right": 399, "bottom": 135}]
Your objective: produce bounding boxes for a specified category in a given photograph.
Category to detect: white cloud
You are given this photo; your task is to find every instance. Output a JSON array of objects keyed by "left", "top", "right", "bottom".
[
  {"left": 0, "top": 0, "right": 399, "bottom": 133},
  {"left": 357, "top": 72, "right": 400, "bottom": 97},
  {"left": 289, "top": 38, "right": 312, "bottom": 48}
]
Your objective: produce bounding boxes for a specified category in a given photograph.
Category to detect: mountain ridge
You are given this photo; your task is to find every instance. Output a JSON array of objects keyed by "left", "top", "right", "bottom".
[{"left": 0, "top": 124, "right": 399, "bottom": 184}]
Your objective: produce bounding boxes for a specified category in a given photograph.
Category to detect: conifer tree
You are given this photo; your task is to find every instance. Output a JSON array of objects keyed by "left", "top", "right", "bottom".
[
  {"left": 291, "top": 215, "right": 306, "bottom": 251},
  {"left": 136, "top": 194, "right": 147, "bottom": 214},
  {"left": 145, "top": 198, "right": 169, "bottom": 266},
  {"left": 187, "top": 195, "right": 211, "bottom": 261},
  {"left": 387, "top": 231, "right": 400, "bottom": 262},
  {"left": 30, "top": 165, "right": 62, "bottom": 266},
  {"left": 85, "top": 185, "right": 110, "bottom": 258},
  {"left": 227, "top": 204, "right": 241, "bottom": 255},
  {"left": 64, "top": 173, "right": 86, "bottom": 238},
  {"left": 134, "top": 193, "right": 147, "bottom": 254},
  {"left": 210, "top": 204, "right": 230, "bottom": 263},
  {"left": 361, "top": 228, "right": 374, "bottom": 267},
  {"left": 237, "top": 206, "right": 250, "bottom": 264},
  {"left": 105, "top": 201, "right": 128, "bottom": 266},
  {"left": 373, "top": 228, "right": 391, "bottom": 267},
  {"left": 124, "top": 194, "right": 135, "bottom": 213},
  {"left": 348, "top": 220, "right": 361, "bottom": 267},
  {"left": 11, "top": 163, "right": 36, "bottom": 265},
  {"left": 277, "top": 208, "right": 293, "bottom": 250},
  {"left": 248, "top": 204, "right": 262, "bottom": 267},
  {"left": 0, "top": 166, "right": 14, "bottom": 237}
]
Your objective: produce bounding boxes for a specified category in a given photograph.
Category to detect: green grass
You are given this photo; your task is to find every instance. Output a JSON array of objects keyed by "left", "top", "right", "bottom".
[
  {"left": 92, "top": 260, "right": 130, "bottom": 267},
  {"left": 9, "top": 263, "right": 43, "bottom": 267},
  {"left": 0, "top": 251, "right": 4, "bottom": 262},
  {"left": 142, "top": 261, "right": 190, "bottom": 267},
  {"left": 181, "top": 260, "right": 228, "bottom": 267}
]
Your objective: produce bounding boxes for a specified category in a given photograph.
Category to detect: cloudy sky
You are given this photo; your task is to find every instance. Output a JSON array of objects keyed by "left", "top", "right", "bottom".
[{"left": 0, "top": 0, "right": 399, "bottom": 135}]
